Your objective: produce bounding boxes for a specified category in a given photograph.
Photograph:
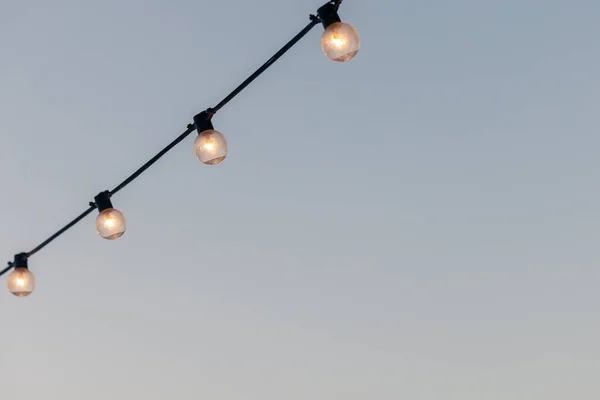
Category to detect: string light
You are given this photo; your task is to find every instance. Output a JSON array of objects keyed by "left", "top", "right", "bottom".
[
  {"left": 1, "top": 1, "right": 360, "bottom": 297},
  {"left": 193, "top": 111, "right": 228, "bottom": 165},
  {"left": 317, "top": 2, "right": 360, "bottom": 62},
  {"left": 94, "top": 191, "right": 126, "bottom": 240},
  {"left": 7, "top": 254, "right": 35, "bottom": 297}
]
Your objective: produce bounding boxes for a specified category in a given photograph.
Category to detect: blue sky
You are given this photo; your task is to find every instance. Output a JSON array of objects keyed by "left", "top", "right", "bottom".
[{"left": 1, "top": 0, "right": 600, "bottom": 398}]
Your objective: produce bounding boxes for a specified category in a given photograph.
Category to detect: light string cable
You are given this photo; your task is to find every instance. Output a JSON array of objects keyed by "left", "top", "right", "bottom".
[{"left": 2, "top": 0, "right": 358, "bottom": 280}]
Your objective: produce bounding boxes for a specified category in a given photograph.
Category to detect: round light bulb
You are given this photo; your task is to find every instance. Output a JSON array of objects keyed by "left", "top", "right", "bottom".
[
  {"left": 96, "top": 208, "right": 126, "bottom": 240},
  {"left": 7, "top": 268, "right": 35, "bottom": 297},
  {"left": 321, "top": 22, "right": 360, "bottom": 62},
  {"left": 194, "top": 129, "right": 228, "bottom": 165}
]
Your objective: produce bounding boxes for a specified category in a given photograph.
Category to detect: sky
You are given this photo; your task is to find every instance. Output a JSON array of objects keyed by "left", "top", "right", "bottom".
[{"left": 1, "top": 0, "right": 600, "bottom": 398}]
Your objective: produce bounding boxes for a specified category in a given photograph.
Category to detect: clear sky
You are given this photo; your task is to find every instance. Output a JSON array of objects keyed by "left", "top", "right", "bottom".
[{"left": 1, "top": 0, "right": 600, "bottom": 398}]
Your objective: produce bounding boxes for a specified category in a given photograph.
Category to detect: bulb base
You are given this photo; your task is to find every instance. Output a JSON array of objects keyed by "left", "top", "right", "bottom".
[
  {"left": 94, "top": 191, "right": 113, "bottom": 212},
  {"left": 317, "top": 3, "right": 341, "bottom": 29},
  {"left": 193, "top": 111, "right": 215, "bottom": 133},
  {"left": 14, "top": 253, "right": 28, "bottom": 269}
]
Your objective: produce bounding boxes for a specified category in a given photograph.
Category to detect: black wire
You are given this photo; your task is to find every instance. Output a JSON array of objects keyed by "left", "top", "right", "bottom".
[
  {"left": 0, "top": 264, "right": 12, "bottom": 277},
  {"left": 26, "top": 205, "right": 98, "bottom": 258},
  {"left": 0, "top": 8, "right": 328, "bottom": 278},
  {"left": 110, "top": 125, "right": 197, "bottom": 196},
  {"left": 211, "top": 17, "right": 320, "bottom": 113}
]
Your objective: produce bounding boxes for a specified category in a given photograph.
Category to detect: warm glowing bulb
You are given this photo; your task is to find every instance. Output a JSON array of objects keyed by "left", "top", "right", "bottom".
[
  {"left": 332, "top": 37, "right": 346, "bottom": 48},
  {"left": 96, "top": 208, "right": 126, "bottom": 240},
  {"left": 7, "top": 268, "right": 35, "bottom": 297},
  {"left": 194, "top": 129, "right": 228, "bottom": 165},
  {"left": 321, "top": 22, "right": 360, "bottom": 62},
  {"left": 204, "top": 142, "right": 215, "bottom": 152}
]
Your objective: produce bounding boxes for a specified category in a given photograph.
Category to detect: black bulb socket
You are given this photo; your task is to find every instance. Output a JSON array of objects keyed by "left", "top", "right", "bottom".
[
  {"left": 193, "top": 111, "right": 215, "bottom": 134},
  {"left": 317, "top": 3, "right": 342, "bottom": 29},
  {"left": 94, "top": 191, "right": 114, "bottom": 213},
  {"left": 14, "top": 253, "right": 28, "bottom": 270}
]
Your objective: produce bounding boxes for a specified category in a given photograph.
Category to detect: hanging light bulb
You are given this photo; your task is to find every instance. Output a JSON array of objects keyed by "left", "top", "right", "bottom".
[
  {"left": 94, "top": 191, "right": 126, "bottom": 240},
  {"left": 7, "top": 253, "right": 35, "bottom": 297},
  {"left": 193, "top": 111, "right": 228, "bottom": 165},
  {"left": 317, "top": 3, "right": 360, "bottom": 62}
]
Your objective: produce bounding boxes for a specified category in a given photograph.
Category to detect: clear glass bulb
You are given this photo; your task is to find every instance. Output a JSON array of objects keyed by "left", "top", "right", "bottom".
[
  {"left": 96, "top": 208, "right": 126, "bottom": 240},
  {"left": 321, "top": 22, "right": 360, "bottom": 62},
  {"left": 194, "top": 130, "right": 228, "bottom": 165},
  {"left": 7, "top": 268, "right": 35, "bottom": 297}
]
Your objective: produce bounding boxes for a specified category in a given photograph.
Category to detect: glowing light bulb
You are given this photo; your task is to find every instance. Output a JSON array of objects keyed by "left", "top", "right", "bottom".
[
  {"left": 204, "top": 142, "right": 215, "bottom": 152},
  {"left": 7, "top": 268, "right": 35, "bottom": 297},
  {"left": 194, "top": 130, "right": 228, "bottom": 165},
  {"left": 321, "top": 22, "right": 360, "bottom": 62},
  {"left": 96, "top": 208, "right": 126, "bottom": 240},
  {"left": 332, "top": 36, "right": 346, "bottom": 48}
]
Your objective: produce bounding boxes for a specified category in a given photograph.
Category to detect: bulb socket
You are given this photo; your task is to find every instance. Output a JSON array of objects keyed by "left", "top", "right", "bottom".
[
  {"left": 14, "top": 253, "right": 28, "bottom": 269},
  {"left": 94, "top": 191, "right": 114, "bottom": 213},
  {"left": 317, "top": 3, "right": 341, "bottom": 29},
  {"left": 193, "top": 111, "right": 215, "bottom": 134}
]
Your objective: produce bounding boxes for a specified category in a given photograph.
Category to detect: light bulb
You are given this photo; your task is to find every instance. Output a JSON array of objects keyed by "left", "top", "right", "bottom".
[
  {"left": 194, "top": 129, "right": 228, "bottom": 165},
  {"left": 7, "top": 268, "right": 35, "bottom": 297},
  {"left": 96, "top": 208, "right": 126, "bottom": 240},
  {"left": 321, "top": 22, "right": 360, "bottom": 62}
]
